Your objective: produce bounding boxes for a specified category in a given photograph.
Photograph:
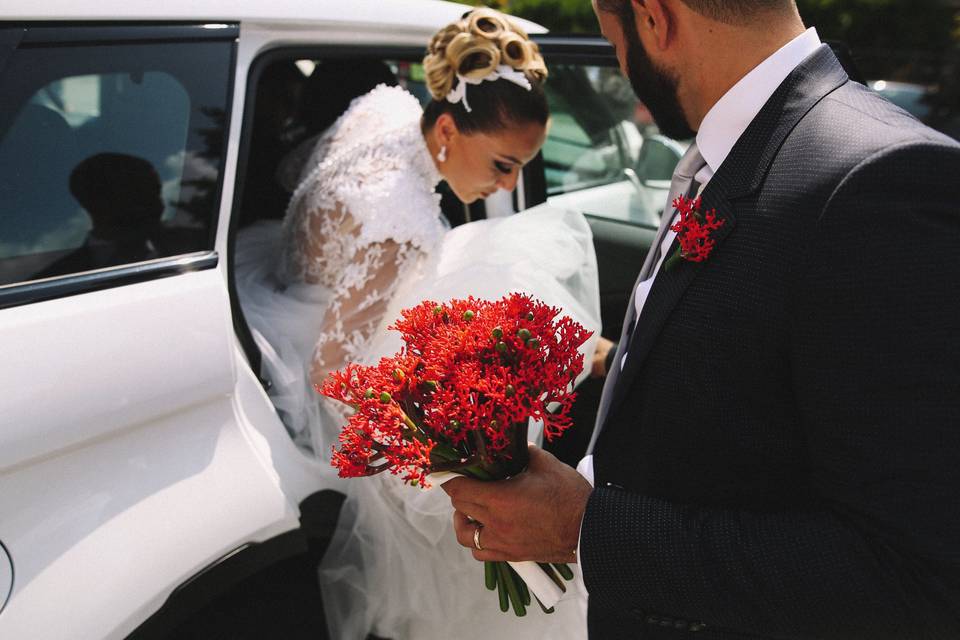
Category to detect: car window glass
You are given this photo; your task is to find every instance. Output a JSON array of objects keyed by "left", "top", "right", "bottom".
[
  {"left": 542, "top": 63, "right": 689, "bottom": 228},
  {"left": 0, "top": 39, "right": 232, "bottom": 287}
]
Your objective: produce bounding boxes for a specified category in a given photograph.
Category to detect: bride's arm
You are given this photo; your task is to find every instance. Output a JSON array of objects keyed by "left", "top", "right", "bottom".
[{"left": 309, "top": 237, "right": 415, "bottom": 387}]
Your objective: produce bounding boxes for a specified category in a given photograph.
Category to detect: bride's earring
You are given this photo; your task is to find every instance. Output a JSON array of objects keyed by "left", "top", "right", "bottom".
[{"left": 437, "top": 145, "right": 447, "bottom": 163}]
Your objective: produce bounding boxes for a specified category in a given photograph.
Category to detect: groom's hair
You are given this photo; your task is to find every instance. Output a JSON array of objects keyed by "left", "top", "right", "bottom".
[{"left": 596, "top": 0, "right": 797, "bottom": 26}]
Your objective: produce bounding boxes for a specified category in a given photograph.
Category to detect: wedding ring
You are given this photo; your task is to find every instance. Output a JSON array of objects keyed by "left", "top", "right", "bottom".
[{"left": 473, "top": 524, "right": 484, "bottom": 551}]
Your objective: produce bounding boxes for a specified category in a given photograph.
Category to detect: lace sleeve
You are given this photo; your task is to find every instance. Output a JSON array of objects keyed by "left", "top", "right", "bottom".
[{"left": 309, "top": 233, "right": 421, "bottom": 387}]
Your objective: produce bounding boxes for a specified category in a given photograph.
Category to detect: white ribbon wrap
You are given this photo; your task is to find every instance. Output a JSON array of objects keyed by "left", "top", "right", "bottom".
[{"left": 446, "top": 64, "right": 533, "bottom": 113}]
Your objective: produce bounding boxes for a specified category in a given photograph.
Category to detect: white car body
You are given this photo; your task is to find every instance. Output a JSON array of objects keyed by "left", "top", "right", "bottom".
[{"left": 0, "top": 3, "right": 544, "bottom": 639}]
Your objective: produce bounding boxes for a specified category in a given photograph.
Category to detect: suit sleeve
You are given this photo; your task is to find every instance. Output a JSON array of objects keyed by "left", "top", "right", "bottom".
[{"left": 579, "top": 141, "right": 960, "bottom": 639}]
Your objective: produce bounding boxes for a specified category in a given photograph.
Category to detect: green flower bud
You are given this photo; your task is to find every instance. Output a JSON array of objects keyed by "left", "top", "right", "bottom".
[
  {"left": 462, "top": 310, "right": 475, "bottom": 322},
  {"left": 528, "top": 338, "right": 540, "bottom": 349},
  {"left": 505, "top": 385, "right": 516, "bottom": 398},
  {"left": 425, "top": 380, "right": 438, "bottom": 392},
  {"left": 433, "top": 305, "right": 443, "bottom": 315},
  {"left": 526, "top": 312, "right": 535, "bottom": 321},
  {"left": 517, "top": 328, "right": 532, "bottom": 341},
  {"left": 379, "top": 392, "right": 392, "bottom": 404},
  {"left": 495, "top": 341, "right": 508, "bottom": 353},
  {"left": 450, "top": 419, "right": 461, "bottom": 430},
  {"left": 364, "top": 388, "right": 375, "bottom": 399},
  {"left": 492, "top": 326, "right": 503, "bottom": 339},
  {"left": 392, "top": 368, "right": 405, "bottom": 383}
]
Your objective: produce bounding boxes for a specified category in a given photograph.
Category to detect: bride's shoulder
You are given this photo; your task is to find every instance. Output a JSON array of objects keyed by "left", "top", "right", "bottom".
[
  {"left": 349, "top": 84, "right": 422, "bottom": 120},
  {"left": 334, "top": 84, "right": 423, "bottom": 140},
  {"left": 350, "top": 166, "right": 446, "bottom": 251}
]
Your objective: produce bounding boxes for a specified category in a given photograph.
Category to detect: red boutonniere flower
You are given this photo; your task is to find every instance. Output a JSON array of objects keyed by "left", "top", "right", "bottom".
[{"left": 664, "top": 194, "right": 726, "bottom": 271}]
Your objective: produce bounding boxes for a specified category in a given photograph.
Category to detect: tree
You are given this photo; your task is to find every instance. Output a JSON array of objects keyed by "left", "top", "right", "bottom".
[
  {"left": 463, "top": 0, "right": 959, "bottom": 81},
  {"left": 464, "top": 0, "right": 959, "bottom": 51}
]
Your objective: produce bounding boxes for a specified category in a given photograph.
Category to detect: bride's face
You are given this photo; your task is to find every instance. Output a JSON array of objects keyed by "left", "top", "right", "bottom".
[{"left": 438, "top": 117, "right": 547, "bottom": 204}]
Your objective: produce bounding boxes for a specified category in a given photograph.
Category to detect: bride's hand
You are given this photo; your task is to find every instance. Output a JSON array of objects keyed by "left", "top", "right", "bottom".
[
  {"left": 591, "top": 336, "right": 616, "bottom": 378},
  {"left": 443, "top": 445, "right": 592, "bottom": 564}
]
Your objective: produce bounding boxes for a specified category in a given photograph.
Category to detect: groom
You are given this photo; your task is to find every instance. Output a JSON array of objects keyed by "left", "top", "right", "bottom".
[{"left": 444, "top": 0, "right": 960, "bottom": 637}]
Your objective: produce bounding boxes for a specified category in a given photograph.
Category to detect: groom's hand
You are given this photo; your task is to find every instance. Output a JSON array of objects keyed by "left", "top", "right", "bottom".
[{"left": 442, "top": 445, "right": 592, "bottom": 564}]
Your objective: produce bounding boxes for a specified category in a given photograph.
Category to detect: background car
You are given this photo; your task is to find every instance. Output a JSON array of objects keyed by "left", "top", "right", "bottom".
[{"left": 869, "top": 79, "right": 936, "bottom": 121}]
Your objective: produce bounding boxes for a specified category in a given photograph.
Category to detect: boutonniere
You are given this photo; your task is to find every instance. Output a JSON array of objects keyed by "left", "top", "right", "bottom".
[{"left": 663, "top": 195, "right": 726, "bottom": 271}]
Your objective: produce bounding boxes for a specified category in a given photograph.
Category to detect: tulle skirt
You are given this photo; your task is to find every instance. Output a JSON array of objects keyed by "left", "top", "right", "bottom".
[{"left": 235, "top": 205, "right": 601, "bottom": 640}]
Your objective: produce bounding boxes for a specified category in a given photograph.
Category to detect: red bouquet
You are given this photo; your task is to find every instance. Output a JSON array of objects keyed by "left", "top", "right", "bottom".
[{"left": 319, "top": 293, "right": 592, "bottom": 615}]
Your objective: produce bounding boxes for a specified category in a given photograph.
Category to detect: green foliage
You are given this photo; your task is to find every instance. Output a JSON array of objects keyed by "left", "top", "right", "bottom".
[
  {"left": 462, "top": 0, "right": 959, "bottom": 49},
  {"left": 460, "top": 0, "right": 959, "bottom": 83},
  {"left": 796, "top": 0, "right": 957, "bottom": 52},
  {"left": 464, "top": 0, "right": 599, "bottom": 33}
]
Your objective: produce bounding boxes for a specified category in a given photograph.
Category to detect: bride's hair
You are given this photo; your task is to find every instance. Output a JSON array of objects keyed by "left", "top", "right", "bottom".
[{"left": 421, "top": 8, "right": 548, "bottom": 134}]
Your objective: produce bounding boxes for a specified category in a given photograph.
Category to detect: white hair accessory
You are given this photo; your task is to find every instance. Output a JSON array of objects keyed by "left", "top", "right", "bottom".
[{"left": 445, "top": 65, "right": 533, "bottom": 113}]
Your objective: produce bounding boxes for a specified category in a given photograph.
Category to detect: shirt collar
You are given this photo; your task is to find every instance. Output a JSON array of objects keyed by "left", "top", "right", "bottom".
[{"left": 696, "top": 27, "right": 822, "bottom": 176}]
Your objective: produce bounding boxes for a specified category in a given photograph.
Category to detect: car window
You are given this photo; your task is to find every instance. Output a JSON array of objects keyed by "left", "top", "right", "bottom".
[
  {"left": 0, "top": 38, "right": 232, "bottom": 287},
  {"left": 542, "top": 63, "right": 689, "bottom": 228}
]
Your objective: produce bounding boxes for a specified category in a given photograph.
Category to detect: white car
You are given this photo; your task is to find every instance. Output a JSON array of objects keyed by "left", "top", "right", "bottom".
[{"left": 0, "top": 2, "right": 682, "bottom": 638}]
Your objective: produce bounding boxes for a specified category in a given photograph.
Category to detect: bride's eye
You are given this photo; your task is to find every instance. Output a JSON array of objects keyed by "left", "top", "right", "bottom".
[{"left": 494, "top": 160, "right": 513, "bottom": 175}]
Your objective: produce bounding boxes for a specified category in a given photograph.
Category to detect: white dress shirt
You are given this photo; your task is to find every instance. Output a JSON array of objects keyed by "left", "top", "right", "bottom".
[{"left": 574, "top": 27, "right": 822, "bottom": 592}]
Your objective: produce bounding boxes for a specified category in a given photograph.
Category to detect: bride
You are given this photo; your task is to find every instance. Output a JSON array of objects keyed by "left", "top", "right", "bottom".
[{"left": 235, "top": 8, "right": 598, "bottom": 639}]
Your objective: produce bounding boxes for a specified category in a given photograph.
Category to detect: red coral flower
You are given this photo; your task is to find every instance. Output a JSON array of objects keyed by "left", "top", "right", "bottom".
[
  {"left": 665, "top": 195, "right": 726, "bottom": 269},
  {"left": 318, "top": 293, "right": 592, "bottom": 487}
]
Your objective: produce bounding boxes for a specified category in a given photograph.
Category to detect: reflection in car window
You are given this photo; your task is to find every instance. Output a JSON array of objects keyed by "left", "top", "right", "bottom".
[
  {"left": 542, "top": 64, "right": 689, "bottom": 228},
  {"left": 0, "top": 39, "right": 232, "bottom": 287}
]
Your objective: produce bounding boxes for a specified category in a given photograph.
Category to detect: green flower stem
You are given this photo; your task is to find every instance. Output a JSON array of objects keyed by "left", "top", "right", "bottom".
[
  {"left": 429, "top": 444, "right": 461, "bottom": 462},
  {"left": 397, "top": 406, "right": 422, "bottom": 435},
  {"left": 497, "top": 561, "right": 526, "bottom": 617},
  {"left": 429, "top": 455, "right": 483, "bottom": 474},
  {"left": 496, "top": 563, "right": 510, "bottom": 612},
  {"left": 514, "top": 566, "right": 531, "bottom": 606},
  {"left": 485, "top": 561, "right": 498, "bottom": 591},
  {"left": 534, "top": 595, "right": 555, "bottom": 615},
  {"left": 537, "top": 562, "right": 567, "bottom": 593},
  {"left": 663, "top": 248, "right": 683, "bottom": 272},
  {"left": 552, "top": 563, "right": 574, "bottom": 581}
]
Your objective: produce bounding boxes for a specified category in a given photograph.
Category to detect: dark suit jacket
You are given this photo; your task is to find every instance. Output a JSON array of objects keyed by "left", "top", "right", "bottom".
[{"left": 581, "top": 45, "right": 960, "bottom": 639}]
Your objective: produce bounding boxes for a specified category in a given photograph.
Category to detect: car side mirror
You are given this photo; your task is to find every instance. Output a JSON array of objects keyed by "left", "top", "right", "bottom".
[{"left": 635, "top": 134, "right": 685, "bottom": 187}]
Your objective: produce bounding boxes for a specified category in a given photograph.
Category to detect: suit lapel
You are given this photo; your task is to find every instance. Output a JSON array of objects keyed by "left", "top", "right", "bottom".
[
  {"left": 594, "top": 45, "right": 849, "bottom": 438},
  {"left": 604, "top": 186, "right": 737, "bottom": 423}
]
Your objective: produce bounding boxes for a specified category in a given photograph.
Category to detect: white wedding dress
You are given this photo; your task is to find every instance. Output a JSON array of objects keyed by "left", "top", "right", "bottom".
[{"left": 235, "top": 85, "right": 599, "bottom": 640}]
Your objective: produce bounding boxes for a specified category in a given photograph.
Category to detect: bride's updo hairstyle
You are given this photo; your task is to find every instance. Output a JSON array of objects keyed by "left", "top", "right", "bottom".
[{"left": 421, "top": 8, "right": 549, "bottom": 135}]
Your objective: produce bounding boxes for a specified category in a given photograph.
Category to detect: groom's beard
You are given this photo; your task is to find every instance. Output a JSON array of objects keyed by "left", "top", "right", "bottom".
[{"left": 621, "top": 22, "right": 696, "bottom": 141}]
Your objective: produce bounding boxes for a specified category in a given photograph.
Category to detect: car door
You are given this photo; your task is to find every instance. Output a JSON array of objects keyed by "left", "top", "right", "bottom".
[
  {"left": 521, "top": 36, "right": 687, "bottom": 462},
  {"left": 0, "top": 23, "right": 312, "bottom": 639}
]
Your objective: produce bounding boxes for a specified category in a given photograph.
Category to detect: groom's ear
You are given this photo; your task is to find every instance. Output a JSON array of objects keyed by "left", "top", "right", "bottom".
[{"left": 633, "top": 0, "right": 673, "bottom": 52}]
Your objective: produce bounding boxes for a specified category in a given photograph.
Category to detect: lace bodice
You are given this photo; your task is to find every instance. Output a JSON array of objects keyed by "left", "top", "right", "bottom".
[{"left": 278, "top": 85, "right": 446, "bottom": 384}]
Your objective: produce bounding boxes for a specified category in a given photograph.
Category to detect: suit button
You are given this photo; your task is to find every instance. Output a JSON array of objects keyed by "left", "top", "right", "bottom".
[{"left": 689, "top": 622, "right": 707, "bottom": 632}]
